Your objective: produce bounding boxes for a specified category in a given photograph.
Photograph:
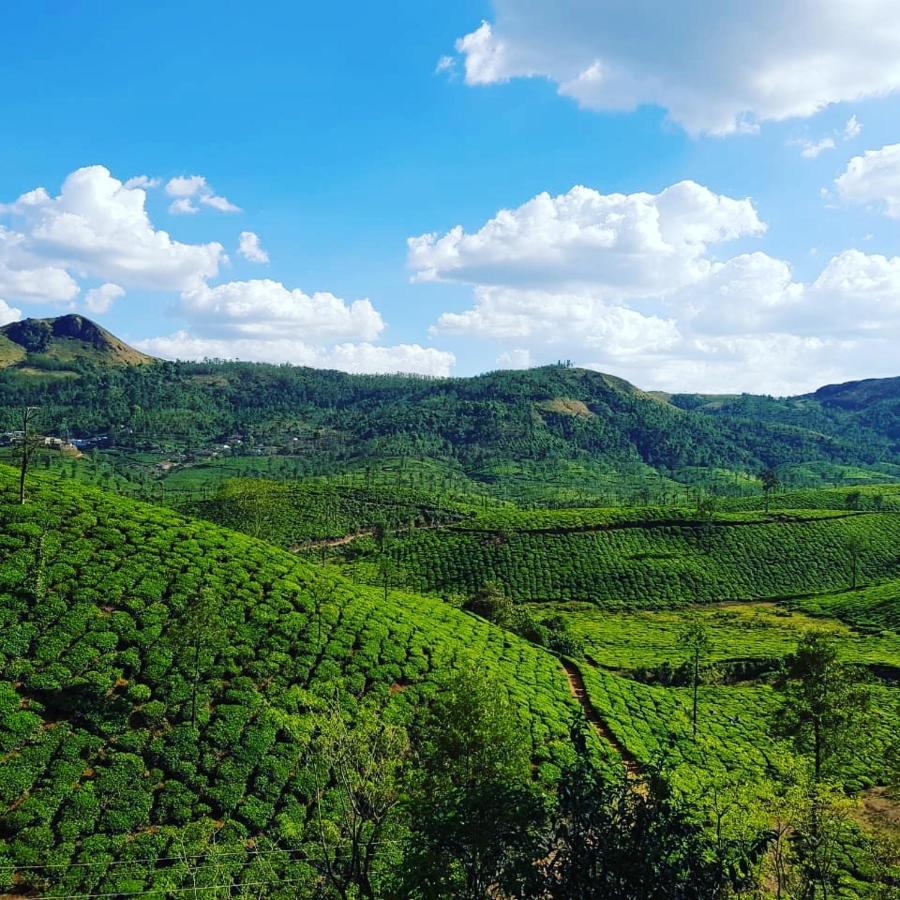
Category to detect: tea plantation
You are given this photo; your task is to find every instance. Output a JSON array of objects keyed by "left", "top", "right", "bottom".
[
  {"left": 335, "top": 508, "right": 900, "bottom": 606},
  {"left": 0, "top": 468, "right": 586, "bottom": 897},
  {"left": 175, "top": 478, "right": 470, "bottom": 549}
]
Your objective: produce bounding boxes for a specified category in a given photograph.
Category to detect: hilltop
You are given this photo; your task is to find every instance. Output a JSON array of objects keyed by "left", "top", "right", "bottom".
[{"left": 0, "top": 314, "right": 153, "bottom": 374}]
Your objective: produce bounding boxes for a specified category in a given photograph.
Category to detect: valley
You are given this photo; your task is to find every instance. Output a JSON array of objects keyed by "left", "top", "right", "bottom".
[{"left": 0, "top": 319, "right": 898, "bottom": 897}]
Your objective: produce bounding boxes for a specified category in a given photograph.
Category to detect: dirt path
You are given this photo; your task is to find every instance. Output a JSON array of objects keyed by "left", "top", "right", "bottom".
[
  {"left": 291, "top": 529, "right": 375, "bottom": 552},
  {"left": 291, "top": 520, "right": 454, "bottom": 554},
  {"left": 561, "top": 659, "right": 641, "bottom": 779}
]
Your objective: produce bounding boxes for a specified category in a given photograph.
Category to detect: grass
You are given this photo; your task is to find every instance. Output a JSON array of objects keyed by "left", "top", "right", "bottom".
[
  {"left": 790, "top": 579, "right": 900, "bottom": 632},
  {"left": 539, "top": 601, "right": 900, "bottom": 671}
]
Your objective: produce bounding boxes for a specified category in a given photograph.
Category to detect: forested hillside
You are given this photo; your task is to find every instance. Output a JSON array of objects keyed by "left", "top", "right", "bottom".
[{"left": 1, "top": 317, "right": 898, "bottom": 507}]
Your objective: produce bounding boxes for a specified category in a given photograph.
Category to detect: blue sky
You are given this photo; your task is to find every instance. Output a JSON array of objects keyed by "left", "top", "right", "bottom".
[{"left": 2, "top": 0, "right": 900, "bottom": 393}]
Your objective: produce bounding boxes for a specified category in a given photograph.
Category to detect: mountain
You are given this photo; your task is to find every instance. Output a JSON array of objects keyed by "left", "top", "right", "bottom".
[
  {"left": 0, "top": 316, "right": 897, "bottom": 497},
  {"left": 811, "top": 375, "right": 900, "bottom": 410},
  {"left": 0, "top": 314, "right": 153, "bottom": 372}
]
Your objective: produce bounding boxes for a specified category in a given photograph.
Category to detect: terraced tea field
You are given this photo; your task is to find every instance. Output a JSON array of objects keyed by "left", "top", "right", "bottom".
[
  {"left": 335, "top": 507, "right": 900, "bottom": 606},
  {"left": 0, "top": 468, "right": 586, "bottom": 897}
]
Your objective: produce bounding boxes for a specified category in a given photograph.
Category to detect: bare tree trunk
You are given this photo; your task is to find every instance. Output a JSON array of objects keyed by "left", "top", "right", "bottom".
[
  {"left": 19, "top": 407, "right": 38, "bottom": 505},
  {"left": 692, "top": 649, "right": 700, "bottom": 740}
]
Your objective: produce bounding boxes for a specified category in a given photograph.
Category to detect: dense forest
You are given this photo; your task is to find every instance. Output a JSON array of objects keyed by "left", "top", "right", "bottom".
[{"left": 2, "top": 357, "right": 899, "bottom": 493}]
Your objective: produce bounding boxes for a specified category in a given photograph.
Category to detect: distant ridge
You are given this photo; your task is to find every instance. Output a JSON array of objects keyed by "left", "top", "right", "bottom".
[
  {"left": 809, "top": 375, "right": 900, "bottom": 410},
  {"left": 0, "top": 314, "right": 153, "bottom": 371}
]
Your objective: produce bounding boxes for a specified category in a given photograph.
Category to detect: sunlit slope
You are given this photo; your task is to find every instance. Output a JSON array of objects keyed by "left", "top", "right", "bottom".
[
  {"left": 335, "top": 507, "right": 900, "bottom": 605},
  {"left": 0, "top": 469, "right": 580, "bottom": 896},
  {"left": 0, "top": 314, "right": 152, "bottom": 372},
  {"left": 790, "top": 578, "right": 900, "bottom": 632}
]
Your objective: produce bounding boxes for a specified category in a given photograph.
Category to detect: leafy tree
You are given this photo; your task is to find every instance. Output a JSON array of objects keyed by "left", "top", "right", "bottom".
[
  {"left": 545, "top": 724, "right": 766, "bottom": 899},
  {"left": 775, "top": 633, "right": 872, "bottom": 781},
  {"left": 467, "top": 581, "right": 515, "bottom": 627},
  {"left": 308, "top": 691, "right": 410, "bottom": 900},
  {"left": 845, "top": 534, "right": 867, "bottom": 590},
  {"left": 760, "top": 468, "right": 780, "bottom": 513},
  {"left": 844, "top": 490, "right": 862, "bottom": 510},
  {"left": 183, "top": 586, "right": 222, "bottom": 727},
  {"left": 678, "top": 615, "right": 711, "bottom": 740},
  {"left": 399, "top": 668, "right": 548, "bottom": 898},
  {"left": 308, "top": 571, "right": 339, "bottom": 655},
  {"left": 16, "top": 406, "right": 42, "bottom": 504},
  {"left": 792, "top": 780, "right": 858, "bottom": 900}
]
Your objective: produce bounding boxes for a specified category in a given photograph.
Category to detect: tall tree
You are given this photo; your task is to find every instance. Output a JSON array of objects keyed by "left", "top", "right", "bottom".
[
  {"left": 679, "top": 615, "right": 712, "bottom": 740},
  {"left": 308, "top": 692, "right": 409, "bottom": 900},
  {"left": 760, "top": 468, "right": 780, "bottom": 513},
  {"left": 546, "top": 726, "right": 766, "bottom": 899},
  {"left": 845, "top": 534, "right": 867, "bottom": 590},
  {"left": 17, "top": 406, "right": 41, "bottom": 505},
  {"left": 400, "top": 668, "right": 548, "bottom": 899},
  {"left": 183, "top": 586, "right": 221, "bottom": 727},
  {"left": 775, "top": 633, "right": 871, "bottom": 781}
]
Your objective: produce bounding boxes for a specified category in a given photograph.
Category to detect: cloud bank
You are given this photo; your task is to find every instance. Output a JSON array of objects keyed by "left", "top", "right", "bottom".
[
  {"left": 416, "top": 180, "right": 900, "bottom": 394},
  {"left": 450, "top": 2, "right": 900, "bottom": 135}
]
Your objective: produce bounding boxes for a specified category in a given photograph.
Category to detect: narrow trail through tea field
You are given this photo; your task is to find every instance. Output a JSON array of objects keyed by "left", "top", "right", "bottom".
[
  {"left": 561, "top": 659, "right": 641, "bottom": 779},
  {"left": 292, "top": 521, "right": 451, "bottom": 553},
  {"left": 291, "top": 529, "right": 375, "bottom": 552}
]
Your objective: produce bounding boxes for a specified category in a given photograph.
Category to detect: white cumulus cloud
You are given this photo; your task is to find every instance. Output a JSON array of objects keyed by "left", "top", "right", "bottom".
[
  {"left": 0, "top": 166, "right": 225, "bottom": 295},
  {"left": 423, "top": 178, "right": 900, "bottom": 393},
  {"left": 136, "top": 331, "right": 454, "bottom": 376},
  {"left": 165, "top": 175, "right": 241, "bottom": 214},
  {"left": 84, "top": 282, "right": 125, "bottom": 314},
  {"left": 123, "top": 175, "right": 161, "bottom": 190},
  {"left": 496, "top": 348, "right": 532, "bottom": 369},
  {"left": 0, "top": 299, "right": 22, "bottom": 326},
  {"left": 409, "top": 181, "right": 764, "bottom": 296},
  {"left": 795, "top": 137, "right": 835, "bottom": 159},
  {"left": 238, "top": 231, "right": 269, "bottom": 263},
  {"left": 835, "top": 142, "right": 900, "bottom": 217},
  {"left": 177, "top": 279, "right": 384, "bottom": 342},
  {"left": 843, "top": 115, "right": 862, "bottom": 140},
  {"left": 435, "top": 287, "right": 680, "bottom": 359},
  {"left": 451, "top": 3, "right": 900, "bottom": 135}
]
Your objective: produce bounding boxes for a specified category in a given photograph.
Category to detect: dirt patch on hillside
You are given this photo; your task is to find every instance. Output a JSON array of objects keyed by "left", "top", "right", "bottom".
[
  {"left": 538, "top": 398, "right": 594, "bottom": 418},
  {"left": 858, "top": 787, "right": 900, "bottom": 832}
]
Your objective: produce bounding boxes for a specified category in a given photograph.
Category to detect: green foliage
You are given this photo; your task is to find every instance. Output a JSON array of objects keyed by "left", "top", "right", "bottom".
[
  {"left": 2, "top": 353, "right": 898, "bottom": 507},
  {"left": 791, "top": 579, "right": 900, "bottom": 632},
  {"left": 0, "top": 467, "right": 581, "bottom": 896},
  {"left": 775, "top": 633, "right": 874, "bottom": 781},
  {"left": 178, "top": 477, "right": 467, "bottom": 549},
  {"left": 546, "top": 734, "right": 767, "bottom": 899},
  {"left": 335, "top": 508, "right": 900, "bottom": 606},
  {"left": 399, "top": 669, "right": 549, "bottom": 899}
]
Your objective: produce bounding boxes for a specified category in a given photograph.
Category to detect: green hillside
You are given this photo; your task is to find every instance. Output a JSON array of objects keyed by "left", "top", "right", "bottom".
[
  {"left": 1, "top": 318, "right": 898, "bottom": 506},
  {"left": 1, "top": 318, "right": 899, "bottom": 896},
  {"left": 0, "top": 468, "right": 583, "bottom": 897},
  {"left": 0, "top": 315, "right": 152, "bottom": 375},
  {"left": 331, "top": 507, "right": 900, "bottom": 606}
]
